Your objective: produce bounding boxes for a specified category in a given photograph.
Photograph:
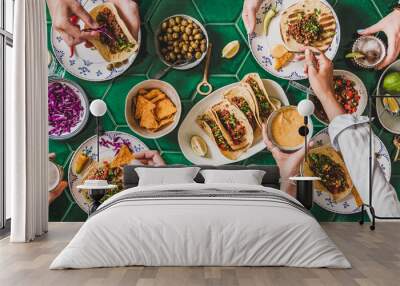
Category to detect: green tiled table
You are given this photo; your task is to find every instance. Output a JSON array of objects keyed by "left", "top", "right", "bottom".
[{"left": 47, "top": 0, "right": 400, "bottom": 222}]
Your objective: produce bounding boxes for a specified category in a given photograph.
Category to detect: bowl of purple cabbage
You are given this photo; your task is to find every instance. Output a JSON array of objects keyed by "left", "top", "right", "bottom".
[{"left": 48, "top": 78, "right": 89, "bottom": 140}]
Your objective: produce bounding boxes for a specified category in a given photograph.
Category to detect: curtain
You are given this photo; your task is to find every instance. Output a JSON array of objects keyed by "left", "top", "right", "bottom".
[{"left": 7, "top": 0, "right": 48, "bottom": 242}]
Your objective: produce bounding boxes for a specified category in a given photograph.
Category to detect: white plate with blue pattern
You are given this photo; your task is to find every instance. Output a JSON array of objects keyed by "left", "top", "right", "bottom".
[
  {"left": 51, "top": 0, "right": 141, "bottom": 82},
  {"left": 309, "top": 128, "right": 391, "bottom": 214},
  {"left": 68, "top": 131, "right": 149, "bottom": 213},
  {"left": 248, "top": 0, "right": 340, "bottom": 81}
]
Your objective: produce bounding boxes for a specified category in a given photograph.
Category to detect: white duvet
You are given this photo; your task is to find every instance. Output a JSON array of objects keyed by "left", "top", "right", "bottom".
[{"left": 50, "top": 183, "right": 350, "bottom": 269}]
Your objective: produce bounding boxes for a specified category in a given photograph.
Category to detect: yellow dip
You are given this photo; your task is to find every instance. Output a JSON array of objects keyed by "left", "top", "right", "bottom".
[{"left": 271, "top": 106, "right": 304, "bottom": 148}]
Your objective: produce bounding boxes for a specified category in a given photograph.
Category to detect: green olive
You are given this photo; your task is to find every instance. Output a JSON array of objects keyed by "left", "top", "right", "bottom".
[
  {"left": 175, "top": 16, "right": 181, "bottom": 24},
  {"left": 178, "top": 41, "right": 184, "bottom": 48},
  {"left": 192, "top": 28, "right": 199, "bottom": 35},
  {"left": 169, "top": 18, "right": 175, "bottom": 26},
  {"left": 172, "top": 32, "right": 179, "bottom": 39},
  {"left": 173, "top": 25, "right": 180, "bottom": 32},
  {"left": 188, "top": 46, "right": 194, "bottom": 52},
  {"left": 188, "top": 19, "right": 193, "bottom": 24},
  {"left": 194, "top": 34, "right": 203, "bottom": 40},
  {"left": 191, "top": 42, "right": 198, "bottom": 49},
  {"left": 167, "top": 34, "right": 173, "bottom": 41},
  {"left": 185, "top": 27, "right": 192, "bottom": 35},
  {"left": 174, "top": 47, "right": 180, "bottom": 54},
  {"left": 187, "top": 24, "right": 193, "bottom": 30},
  {"left": 182, "top": 44, "right": 188, "bottom": 52},
  {"left": 181, "top": 19, "right": 188, "bottom": 26},
  {"left": 169, "top": 52, "right": 176, "bottom": 61},
  {"left": 201, "top": 39, "right": 207, "bottom": 44},
  {"left": 193, "top": 23, "right": 198, "bottom": 29},
  {"left": 180, "top": 26, "right": 185, "bottom": 32},
  {"left": 182, "top": 33, "right": 189, "bottom": 41},
  {"left": 200, "top": 44, "right": 206, "bottom": 52},
  {"left": 167, "top": 28, "right": 173, "bottom": 34},
  {"left": 161, "top": 22, "right": 168, "bottom": 30},
  {"left": 189, "top": 35, "right": 194, "bottom": 41},
  {"left": 186, "top": 52, "right": 193, "bottom": 59},
  {"left": 195, "top": 52, "right": 202, "bottom": 59}
]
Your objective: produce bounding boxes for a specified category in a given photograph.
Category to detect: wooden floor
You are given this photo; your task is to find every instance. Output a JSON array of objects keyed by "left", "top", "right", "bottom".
[{"left": 0, "top": 223, "right": 399, "bottom": 286}]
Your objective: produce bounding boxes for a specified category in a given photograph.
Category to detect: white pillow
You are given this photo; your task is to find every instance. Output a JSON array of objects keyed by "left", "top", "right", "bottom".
[
  {"left": 136, "top": 167, "right": 200, "bottom": 186},
  {"left": 200, "top": 169, "right": 266, "bottom": 185}
]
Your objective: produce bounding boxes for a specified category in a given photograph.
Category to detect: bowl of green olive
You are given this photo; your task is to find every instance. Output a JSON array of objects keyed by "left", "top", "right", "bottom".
[{"left": 155, "top": 15, "right": 209, "bottom": 70}]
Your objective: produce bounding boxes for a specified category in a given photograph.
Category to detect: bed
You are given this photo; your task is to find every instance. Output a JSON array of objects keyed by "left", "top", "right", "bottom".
[{"left": 50, "top": 165, "right": 350, "bottom": 269}]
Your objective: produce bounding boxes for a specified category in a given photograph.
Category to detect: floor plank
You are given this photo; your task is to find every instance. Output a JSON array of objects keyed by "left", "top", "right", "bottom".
[{"left": 0, "top": 222, "right": 399, "bottom": 286}]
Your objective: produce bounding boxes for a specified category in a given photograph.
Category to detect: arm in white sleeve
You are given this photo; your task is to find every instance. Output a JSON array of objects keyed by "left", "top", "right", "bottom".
[{"left": 328, "top": 114, "right": 400, "bottom": 218}]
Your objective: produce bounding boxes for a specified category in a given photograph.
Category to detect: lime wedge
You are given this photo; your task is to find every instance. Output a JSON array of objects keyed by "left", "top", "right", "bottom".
[
  {"left": 345, "top": 52, "right": 366, "bottom": 59},
  {"left": 191, "top": 135, "right": 208, "bottom": 157},
  {"left": 221, "top": 40, "right": 240, "bottom": 59}
]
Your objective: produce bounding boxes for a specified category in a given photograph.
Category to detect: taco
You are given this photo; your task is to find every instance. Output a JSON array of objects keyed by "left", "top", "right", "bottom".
[
  {"left": 223, "top": 84, "right": 261, "bottom": 137},
  {"left": 211, "top": 100, "right": 254, "bottom": 151},
  {"left": 241, "top": 73, "right": 277, "bottom": 122},
  {"left": 196, "top": 111, "right": 244, "bottom": 160},
  {"left": 86, "top": 3, "right": 138, "bottom": 62},
  {"left": 303, "top": 145, "right": 353, "bottom": 202},
  {"left": 280, "top": 0, "right": 336, "bottom": 52}
]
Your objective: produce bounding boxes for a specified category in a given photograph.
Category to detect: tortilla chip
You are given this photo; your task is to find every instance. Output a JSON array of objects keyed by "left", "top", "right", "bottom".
[
  {"left": 150, "top": 93, "right": 167, "bottom": 103},
  {"left": 155, "top": 99, "right": 177, "bottom": 120},
  {"left": 110, "top": 144, "right": 134, "bottom": 169},
  {"left": 143, "top": 89, "right": 164, "bottom": 100},
  {"left": 135, "top": 96, "right": 155, "bottom": 120},
  {"left": 140, "top": 108, "right": 159, "bottom": 130},
  {"left": 156, "top": 116, "right": 174, "bottom": 130}
]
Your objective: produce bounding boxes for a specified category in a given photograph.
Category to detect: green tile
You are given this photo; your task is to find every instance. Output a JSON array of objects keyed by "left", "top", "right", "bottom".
[
  {"left": 193, "top": 76, "right": 238, "bottom": 103},
  {"left": 244, "top": 151, "right": 276, "bottom": 165},
  {"left": 49, "top": 192, "right": 73, "bottom": 222},
  {"left": 63, "top": 73, "right": 113, "bottom": 99},
  {"left": 61, "top": 203, "right": 88, "bottom": 222},
  {"left": 193, "top": 0, "right": 243, "bottom": 23},
  {"left": 126, "top": 24, "right": 155, "bottom": 75},
  {"left": 147, "top": 60, "right": 203, "bottom": 100},
  {"left": 48, "top": 141, "right": 71, "bottom": 166},
  {"left": 206, "top": 24, "right": 248, "bottom": 74},
  {"left": 155, "top": 129, "right": 180, "bottom": 152},
  {"left": 66, "top": 112, "right": 117, "bottom": 151},
  {"left": 236, "top": 16, "right": 247, "bottom": 40},
  {"left": 369, "top": 0, "right": 398, "bottom": 17},
  {"left": 104, "top": 75, "right": 147, "bottom": 125},
  {"left": 148, "top": 0, "right": 203, "bottom": 32},
  {"left": 162, "top": 152, "right": 192, "bottom": 165}
]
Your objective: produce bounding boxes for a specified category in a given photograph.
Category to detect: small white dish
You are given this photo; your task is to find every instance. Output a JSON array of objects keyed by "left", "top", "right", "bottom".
[
  {"left": 310, "top": 69, "right": 368, "bottom": 125},
  {"left": 154, "top": 14, "right": 209, "bottom": 70},
  {"left": 266, "top": 106, "right": 313, "bottom": 152},
  {"left": 125, "top": 79, "right": 182, "bottom": 139}
]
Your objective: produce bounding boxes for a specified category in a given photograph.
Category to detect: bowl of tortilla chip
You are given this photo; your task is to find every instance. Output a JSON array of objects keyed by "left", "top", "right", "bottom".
[{"left": 125, "top": 79, "right": 181, "bottom": 139}]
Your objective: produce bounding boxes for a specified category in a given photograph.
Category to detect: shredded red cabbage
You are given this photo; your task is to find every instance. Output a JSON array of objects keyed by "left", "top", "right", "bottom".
[
  {"left": 48, "top": 82, "right": 84, "bottom": 136},
  {"left": 99, "top": 135, "right": 132, "bottom": 153}
]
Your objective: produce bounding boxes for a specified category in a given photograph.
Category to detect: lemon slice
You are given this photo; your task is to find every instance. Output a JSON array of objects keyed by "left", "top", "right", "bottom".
[
  {"left": 270, "top": 97, "right": 282, "bottom": 110},
  {"left": 191, "top": 135, "right": 208, "bottom": 157},
  {"left": 222, "top": 40, "right": 240, "bottom": 59}
]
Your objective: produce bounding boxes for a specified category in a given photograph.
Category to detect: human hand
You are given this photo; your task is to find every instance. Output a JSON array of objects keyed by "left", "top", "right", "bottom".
[
  {"left": 109, "top": 0, "right": 141, "bottom": 41},
  {"left": 135, "top": 150, "right": 166, "bottom": 166},
  {"left": 242, "top": 0, "right": 263, "bottom": 34},
  {"left": 358, "top": 10, "right": 400, "bottom": 70},
  {"left": 262, "top": 124, "right": 311, "bottom": 181},
  {"left": 47, "top": 0, "right": 99, "bottom": 46},
  {"left": 303, "top": 47, "right": 334, "bottom": 99}
]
